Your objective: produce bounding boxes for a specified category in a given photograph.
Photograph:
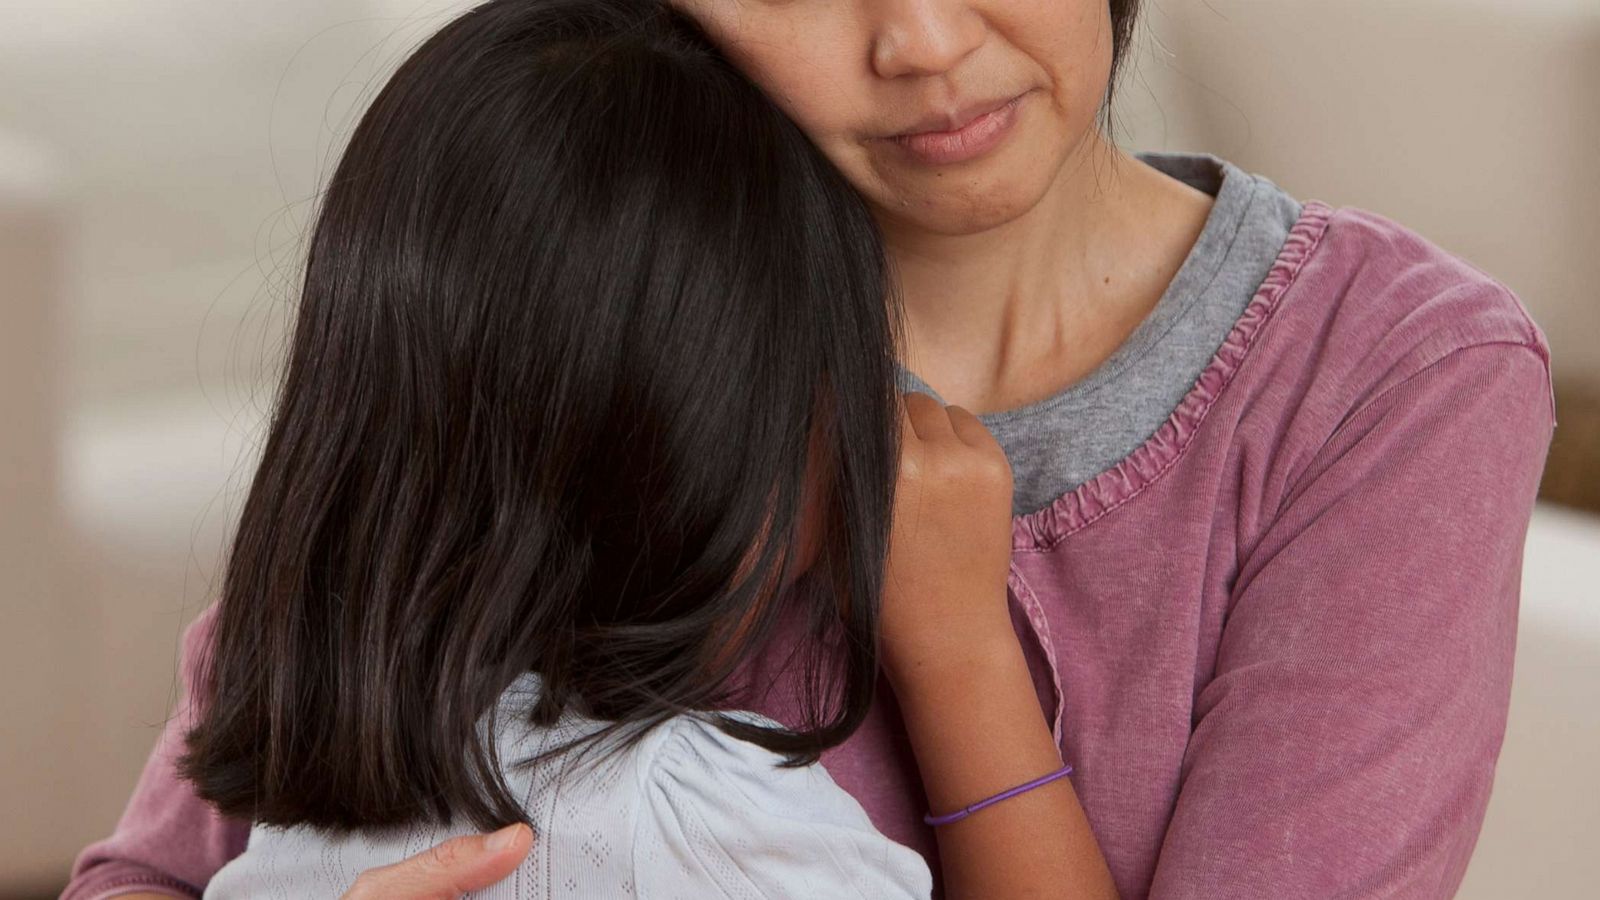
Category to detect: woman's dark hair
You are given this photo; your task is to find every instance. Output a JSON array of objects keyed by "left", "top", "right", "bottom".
[
  {"left": 1106, "top": 0, "right": 1144, "bottom": 117},
  {"left": 181, "top": 0, "right": 902, "bottom": 832}
]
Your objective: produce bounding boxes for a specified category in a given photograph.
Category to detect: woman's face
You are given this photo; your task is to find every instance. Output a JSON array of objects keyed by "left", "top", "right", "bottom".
[{"left": 674, "top": 0, "right": 1114, "bottom": 236}]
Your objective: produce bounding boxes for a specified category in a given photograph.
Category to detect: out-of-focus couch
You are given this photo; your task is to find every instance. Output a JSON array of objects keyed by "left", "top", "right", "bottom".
[{"left": 1475, "top": 505, "right": 1600, "bottom": 898}]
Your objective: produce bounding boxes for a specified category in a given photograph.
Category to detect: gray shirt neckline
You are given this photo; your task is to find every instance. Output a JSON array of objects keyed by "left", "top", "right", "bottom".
[{"left": 897, "top": 152, "right": 1305, "bottom": 515}]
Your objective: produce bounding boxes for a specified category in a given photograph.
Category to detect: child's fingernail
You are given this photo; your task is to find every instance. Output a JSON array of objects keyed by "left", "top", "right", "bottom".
[{"left": 486, "top": 823, "right": 525, "bottom": 852}]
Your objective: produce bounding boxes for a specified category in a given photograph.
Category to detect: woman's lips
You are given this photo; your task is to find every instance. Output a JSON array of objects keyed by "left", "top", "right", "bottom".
[{"left": 884, "top": 91, "right": 1032, "bottom": 167}]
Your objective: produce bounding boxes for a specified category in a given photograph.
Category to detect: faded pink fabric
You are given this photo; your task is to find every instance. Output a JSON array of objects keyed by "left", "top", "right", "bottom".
[{"left": 66, "top": 203, "right": 1554, "bottom": 899}]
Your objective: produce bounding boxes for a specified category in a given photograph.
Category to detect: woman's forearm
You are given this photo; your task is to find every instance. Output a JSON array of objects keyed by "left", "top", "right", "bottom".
[{"left": 892, "top": 632, "right": 1118, "bottom": 900}]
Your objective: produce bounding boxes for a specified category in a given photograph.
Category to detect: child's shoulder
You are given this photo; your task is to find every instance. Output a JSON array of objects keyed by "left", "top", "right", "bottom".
[
  {"left": 643, "top": 709, "right": 851, "bottom": 813},
  {"left": 494, "top": 683, "right": 851, "bottom": 821},
  {"left": 630, "top": 711, "right": 933, "bottom": 896}
]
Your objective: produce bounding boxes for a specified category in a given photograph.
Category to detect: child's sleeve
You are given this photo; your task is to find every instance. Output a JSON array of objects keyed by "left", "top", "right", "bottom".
[
  {"left": 63, "top": 603, "right": 250, "bottom": 900},
  {"left": 1147, "top": 340, "right": 1554, "bottom": 898},
  {"left": 634, "top": 715, "right": 934, "bottom": 899}
]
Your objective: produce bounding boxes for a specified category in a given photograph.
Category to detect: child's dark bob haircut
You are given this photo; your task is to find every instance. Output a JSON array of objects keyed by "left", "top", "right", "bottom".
[{"left": 181, "top": 0, "right": 902, "bottom": 832}]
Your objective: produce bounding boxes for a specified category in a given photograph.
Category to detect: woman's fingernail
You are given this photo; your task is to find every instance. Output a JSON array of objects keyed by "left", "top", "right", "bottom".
[{"left": 486, "top": 823, "right": 525, "bottom": 852}]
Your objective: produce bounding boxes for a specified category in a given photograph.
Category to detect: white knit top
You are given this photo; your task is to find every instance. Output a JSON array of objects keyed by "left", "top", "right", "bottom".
[{"left": 204, "top": 675, "right": 932, "bottom": 899}]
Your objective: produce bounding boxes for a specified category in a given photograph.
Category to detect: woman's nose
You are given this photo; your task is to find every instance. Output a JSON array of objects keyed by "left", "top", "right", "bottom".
[{"left": 869, "top": 0, "right": 986, "bottom": 80}]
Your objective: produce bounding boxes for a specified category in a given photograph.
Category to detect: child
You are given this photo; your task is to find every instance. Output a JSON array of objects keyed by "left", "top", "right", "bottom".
[{"left": 179, "top": 0, "right": 1111, "bottom": 896}]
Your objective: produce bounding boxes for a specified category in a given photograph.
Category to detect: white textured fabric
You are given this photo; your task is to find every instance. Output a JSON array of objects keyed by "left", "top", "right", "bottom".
[{"left": 205, "top": 676, "right": 931, "bottom": 899}]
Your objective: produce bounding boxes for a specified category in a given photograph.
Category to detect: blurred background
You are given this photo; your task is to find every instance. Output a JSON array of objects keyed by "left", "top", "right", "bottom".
[{"left": 1, "top": 0, "right": 1595, "bottom": 896}]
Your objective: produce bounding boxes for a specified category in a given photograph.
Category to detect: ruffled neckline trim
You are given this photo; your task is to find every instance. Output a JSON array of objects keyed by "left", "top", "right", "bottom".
[{"left": 1011, "top": 201, "right": 1333, "bottom": 550}]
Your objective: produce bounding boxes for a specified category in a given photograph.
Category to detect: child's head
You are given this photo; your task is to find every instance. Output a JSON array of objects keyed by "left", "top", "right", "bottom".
[{"left": 182, "top": 0, "right": 902, "bottom": 831}]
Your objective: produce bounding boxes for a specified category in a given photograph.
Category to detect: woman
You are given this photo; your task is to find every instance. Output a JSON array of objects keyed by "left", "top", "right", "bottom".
[
  {"left": 67, "top": 0, "right": 1552, "bottom": 897},
  {"left": 164, "top": 0, "right": 1111, "bottom": 895}
]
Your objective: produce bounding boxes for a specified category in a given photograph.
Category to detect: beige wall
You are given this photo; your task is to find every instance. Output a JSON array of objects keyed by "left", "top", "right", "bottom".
[
  {"left": 1118, "top": 0, "right": 1600, "bottom": 383},
  {"left": 0, "top": 163, "right": 85, "bottom": 890},
  {"left": 0, "top": 3, "right": 423, "bottom": 889}
]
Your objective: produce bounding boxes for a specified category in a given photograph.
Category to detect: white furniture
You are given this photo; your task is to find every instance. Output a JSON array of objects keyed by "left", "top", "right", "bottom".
[{"left": 1460, "top": 504, "right": 1600, "bottom": 898}]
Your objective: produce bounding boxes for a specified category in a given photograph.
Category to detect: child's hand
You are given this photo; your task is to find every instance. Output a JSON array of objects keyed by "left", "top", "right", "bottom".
[{"left": 879, "top": 392, "right": 1018, "bottom": 692}]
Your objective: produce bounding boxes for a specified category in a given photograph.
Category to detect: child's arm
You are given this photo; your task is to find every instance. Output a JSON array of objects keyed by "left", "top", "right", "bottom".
[
  {"left": 892, "top": 633, "right": 1114, "bottom": 898},
  {"left": 62, "top": 605, "right": 249, "bottom": 900},
  {"left": 882, "top": 393, "right": 1119, "bottom": 899}
]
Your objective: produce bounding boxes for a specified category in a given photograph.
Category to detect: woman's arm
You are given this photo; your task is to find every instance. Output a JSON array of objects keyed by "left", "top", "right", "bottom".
[
  {"left": 66, "top": 606, "right": 535, "bottom": 900},
  {"left": 882, "top": 393, "right": 1118, "bottom": 899},
  {"left": 63, "top": 605, "right": 248, "bottom": 900},
  {"left": 1148, "top": 342, "right": 1553, "bottom": 898},
  {"left": 67, "top": 608, "right": 533, "bottom": 900},
  {"left": 94, "top": 828, "right": 532, "bottom": 900}
]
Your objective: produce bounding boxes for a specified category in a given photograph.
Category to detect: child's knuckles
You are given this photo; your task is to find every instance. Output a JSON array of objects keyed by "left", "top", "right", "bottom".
[
  {"left": 980, "top": 453, "right": 1014, "bottom": 487},
  {"left": 898, "top": 448, "right": 924, "bottom": 481}
]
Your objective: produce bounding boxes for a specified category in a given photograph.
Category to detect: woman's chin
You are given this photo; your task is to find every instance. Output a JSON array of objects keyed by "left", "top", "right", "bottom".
[
  {"left": 871, "top": 173, "right": 1058, "bottom": 239},
  {"left": 850, "top": 99, "right": 1104, "bottom": 239},
  {"left": 861, "top": 140, "right": 1075, "bottom": 239}
]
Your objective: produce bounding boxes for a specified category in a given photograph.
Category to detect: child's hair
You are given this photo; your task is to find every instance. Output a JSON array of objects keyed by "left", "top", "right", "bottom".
[{"left": 181, "top": 0, "right": 902, "bottom": 832}]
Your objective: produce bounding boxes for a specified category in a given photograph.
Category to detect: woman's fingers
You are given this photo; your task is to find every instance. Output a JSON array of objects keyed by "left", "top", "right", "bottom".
[{"left": 342, "top": 823, "right": 534, "bottom": 900}]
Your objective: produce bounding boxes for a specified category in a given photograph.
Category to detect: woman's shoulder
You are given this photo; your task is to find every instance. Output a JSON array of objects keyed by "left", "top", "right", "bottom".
[
  {"left": 1248, "top": 201, "right": 1552, "bottom": 425},
  {"left": 1286, "top": 203, "right": 1547, "bottom": 371}
]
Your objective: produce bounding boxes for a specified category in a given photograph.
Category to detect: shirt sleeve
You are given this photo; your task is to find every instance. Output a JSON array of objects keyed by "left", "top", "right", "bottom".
[
  {"left": 634, "top": 714, "right": 934, "bottom": 900},
  {"left": 1148, "top": 341, "right": 1554, "bottom": 898},
  {"left": 63, "top": 603, "right": 250, "bottom": 900}
]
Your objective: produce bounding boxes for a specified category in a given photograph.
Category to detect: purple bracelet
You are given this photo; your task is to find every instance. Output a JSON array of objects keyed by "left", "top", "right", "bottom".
[{"left": 923, "top": 763, "right": 1074, "bottom": 827}]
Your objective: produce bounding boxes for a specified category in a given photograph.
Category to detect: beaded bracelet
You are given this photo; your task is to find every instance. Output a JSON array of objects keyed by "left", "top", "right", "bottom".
[{"left": 923, "top": 764, "right": 1075, "bottom": 827}]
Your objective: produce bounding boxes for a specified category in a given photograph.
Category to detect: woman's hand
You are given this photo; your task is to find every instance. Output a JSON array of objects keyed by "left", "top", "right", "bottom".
[
  {"left": 878, "top": 391, "right": 1018, "bottom": 691},
  {"left": 341, "top": 823, "right": 533, "bottom": 899}
]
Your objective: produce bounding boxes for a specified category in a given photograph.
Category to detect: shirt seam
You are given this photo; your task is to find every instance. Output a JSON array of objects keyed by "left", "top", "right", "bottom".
[
  {"left": 1272, "top": 337, "right": 1554, "bottom": 526},
  {"left": 1011, "top": 200, "right": 1333, "bottom": 551},
  {"left": 979, "top": 166, "right": 1266, "bottom": 427},
  {"left": 77, "top": 873, "right": 199, "bottom": 900}
]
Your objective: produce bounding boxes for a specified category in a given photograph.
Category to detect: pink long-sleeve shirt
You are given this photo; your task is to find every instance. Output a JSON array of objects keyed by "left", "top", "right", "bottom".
[{"left": 66, "top": 201, "right": 1554, "bottom": 899}]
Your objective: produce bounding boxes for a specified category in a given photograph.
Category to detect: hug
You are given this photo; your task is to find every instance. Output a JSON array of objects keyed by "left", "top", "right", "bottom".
[{"left": 65, "top": 0, "right": 1552, "bottom": 897}]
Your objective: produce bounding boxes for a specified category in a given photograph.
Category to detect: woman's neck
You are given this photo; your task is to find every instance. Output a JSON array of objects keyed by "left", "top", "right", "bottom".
[{"left": 884, "top": 135, "right": 1214, "bottom": 415}]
